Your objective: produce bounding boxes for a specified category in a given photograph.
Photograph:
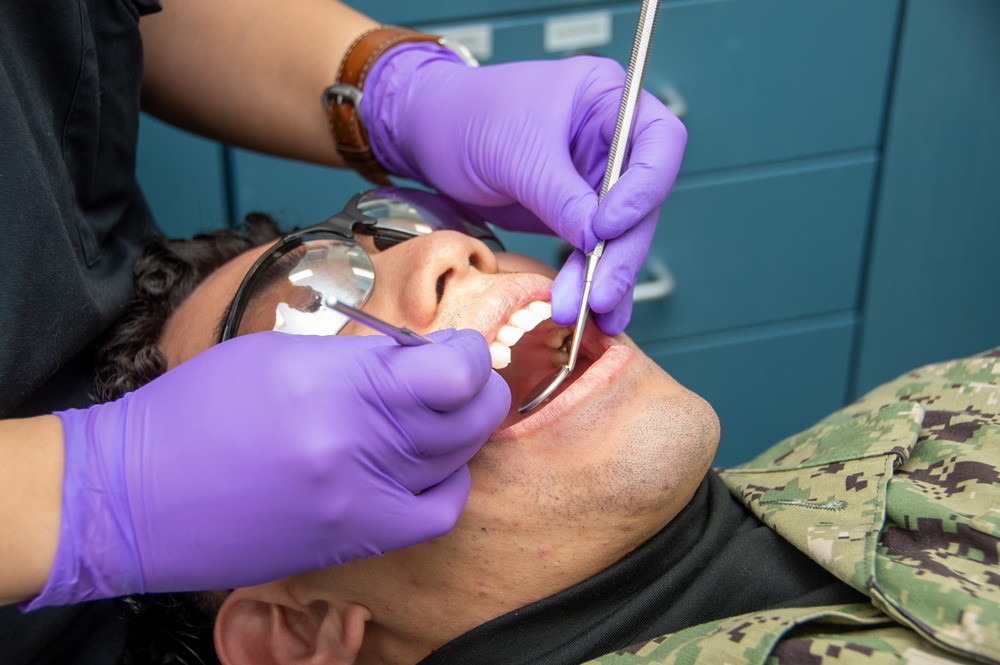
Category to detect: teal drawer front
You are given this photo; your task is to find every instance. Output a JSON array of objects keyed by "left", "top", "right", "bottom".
[
  {"left": 650, "top": 0, "right": 899, "bottom": 174},
  {"left": 421, "top": 0, "right": 898, "bottom": 174},
  {"left": 228, "top": 0, "right": 897, "bottom": 235},
  {"left": 627, "top": 154, "right": 877, "bottom": 344},
  {"left": 435, "top": 5, "right": 640, "bottom": 64},
  {"left": 136, "top": 115, "right": 229, "bottom": 237},
  {"left": 646, "top": 315, "right": 855, "bottom": 468},
  {"left": 228, "top": 150, "right": 378, "bottom": 227},
  {"left": 349, "top": 0, "right": 612, "bottom": 26}
]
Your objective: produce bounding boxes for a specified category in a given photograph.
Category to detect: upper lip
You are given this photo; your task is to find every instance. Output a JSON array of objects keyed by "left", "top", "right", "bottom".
[{"left": 465, "top": 273, "right": 557, "bottom": 344}]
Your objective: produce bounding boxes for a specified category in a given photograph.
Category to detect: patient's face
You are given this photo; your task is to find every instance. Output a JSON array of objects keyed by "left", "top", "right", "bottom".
[{"left": 159, "top": 226, "right": 719, "bottom": 643}]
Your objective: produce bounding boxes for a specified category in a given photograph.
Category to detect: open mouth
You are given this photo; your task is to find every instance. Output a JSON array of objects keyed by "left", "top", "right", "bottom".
[{"left": 488, "top": 300, "right": 601, "bottom": 429}]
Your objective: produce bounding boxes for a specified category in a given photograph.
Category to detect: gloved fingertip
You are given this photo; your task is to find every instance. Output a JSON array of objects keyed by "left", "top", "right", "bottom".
[
  {"left": 588, "top": 278, "right": 626, "bottom": 314},
  {"left": 401, "top": 328, "right": 495, "bottom": 411},
  {"left": 414, "top": 467, "right": 472, "bottom": 537},
  {"left": 594, "top": 302, "right": 632, "bottom": 336},
  {"left": 486, "top": 370, "right": 513, "bottom": 413},
  {"left": 443, "top": 328, "right": 493, "bottom": 371},
  {"left": 550, "top": 284, "right": 582, "bottom": 326},
  {"left": 430, "top": 328, "right": 491, "bottom": 370},
  {"left": 426, "top": 328, "right": 458, "bottom": 343},
  {"left": 550, "top": 253, "right": 585, "bottom": 325},
  {"left": 592, "top": 177, "right": 664, "bottom": 240},
  {"left": 590, "top": 256, "right": 637, "bottom": 315}
]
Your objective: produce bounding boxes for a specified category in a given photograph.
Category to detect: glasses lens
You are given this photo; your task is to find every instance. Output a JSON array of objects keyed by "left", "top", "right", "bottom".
[
  {"left": 235, "top": 236, "right": 374, "bottom": 338},
  {"left": 357, "top": 188, "right": 504, "bottom": 252}
]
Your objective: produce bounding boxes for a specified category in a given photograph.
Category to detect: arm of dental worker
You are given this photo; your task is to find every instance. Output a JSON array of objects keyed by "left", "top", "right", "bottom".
[
  {"left": 138, "top": 0, "right": 378, "bottom": 167},
  {"left": 2, "top": 330, "right": 509, "bottom": 609}
]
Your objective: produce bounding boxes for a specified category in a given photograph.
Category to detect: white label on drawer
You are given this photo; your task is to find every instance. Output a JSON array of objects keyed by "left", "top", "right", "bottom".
[
  {"left": 426, "top": 23, "right": 494, "bottom": 62},
  {"left": 544, "top": 12, "right": 612, "bottom": 53}
]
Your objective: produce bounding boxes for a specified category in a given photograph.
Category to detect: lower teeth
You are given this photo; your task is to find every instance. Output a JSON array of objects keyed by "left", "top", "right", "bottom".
[
  {"left": 550, "top": 348, "right": 569, "bottom": 366},
  {"left": 545, "top": 326, "right": 571, "bottom": 350}
]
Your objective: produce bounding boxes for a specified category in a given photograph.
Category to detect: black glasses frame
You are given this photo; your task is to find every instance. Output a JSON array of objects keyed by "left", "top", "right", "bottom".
[{"left": 217, "top": 188, "right": 503, "bottom": 343}]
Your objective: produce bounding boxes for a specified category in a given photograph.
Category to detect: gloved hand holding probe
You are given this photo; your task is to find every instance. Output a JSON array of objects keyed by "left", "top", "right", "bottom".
[
  {"left": 362, "top": 49, "right": 687, "bottom": 336},
  {"left": 25, "top": 329, "right": 508, "bottom": 608}
]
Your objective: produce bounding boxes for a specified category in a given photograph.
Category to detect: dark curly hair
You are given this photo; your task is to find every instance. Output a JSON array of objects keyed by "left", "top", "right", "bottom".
[
  {"left": 92, "top": 213, "right": 283, "bottom": 404},
  {"left": 92, "top": 214, "right": 284, "bottom": 665}
]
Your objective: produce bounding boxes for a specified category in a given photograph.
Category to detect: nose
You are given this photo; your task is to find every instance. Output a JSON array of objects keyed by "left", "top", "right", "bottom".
[{"left": 373, "top": 230, "right": 499, "bottom": 326}]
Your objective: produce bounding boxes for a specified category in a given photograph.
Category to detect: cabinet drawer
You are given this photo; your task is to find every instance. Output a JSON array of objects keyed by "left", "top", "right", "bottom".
[
  {"left": 351, "top": 0, "right": 612, "bottom": 26},
  {"left": 627, "top": 155, "right": 877, "bottom": 343},
  {"left": 646, "top": 316, "right": 855, "bottom": 467},
  {"left": 230, "top": 0, "right": 898, "bottom": 227},
  {"left": 650, "top": 0, "right": 899, "bottom": 174},
  {"left": 424, "top": 0, "right": 899, "bottom": 174},
  {"left": 228, "top": 151, "right": 374, "bottom": 226}
]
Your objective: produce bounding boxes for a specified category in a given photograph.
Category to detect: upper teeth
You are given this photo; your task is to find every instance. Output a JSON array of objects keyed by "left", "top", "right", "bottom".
[{"left": 490, "top": 301, "right": 557, "bottom": 369}]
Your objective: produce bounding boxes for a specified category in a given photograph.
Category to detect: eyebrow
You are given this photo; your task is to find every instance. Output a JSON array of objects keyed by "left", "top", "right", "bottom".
[{"left": 213, "top": 308, "right": 229, "bottom": 345}]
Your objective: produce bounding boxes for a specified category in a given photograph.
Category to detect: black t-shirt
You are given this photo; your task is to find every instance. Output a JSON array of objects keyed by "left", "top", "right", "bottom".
[
  {"left": 0, "top": 0, "right": 161, "bottom": 420},
  {"left": 419, "top": 471, "right": 868, "bottom": 664},
  {"left": 1, "top": 1, "right": 161, "bottom": 663}
]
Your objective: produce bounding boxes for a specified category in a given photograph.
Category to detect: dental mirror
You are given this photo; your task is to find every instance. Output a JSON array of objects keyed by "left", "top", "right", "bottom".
[{"left": 518, "top": 0, "right": 662, "bottom": 414}]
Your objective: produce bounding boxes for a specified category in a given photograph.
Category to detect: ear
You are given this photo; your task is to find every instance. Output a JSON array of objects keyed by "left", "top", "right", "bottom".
[{"left": 214, "top": 582, "right": 372, "bottom": 665}]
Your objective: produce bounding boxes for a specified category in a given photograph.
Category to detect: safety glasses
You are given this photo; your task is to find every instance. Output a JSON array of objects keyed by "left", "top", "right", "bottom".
[{"left": 218, "top": 187, "right": 504, "bottom": 343}]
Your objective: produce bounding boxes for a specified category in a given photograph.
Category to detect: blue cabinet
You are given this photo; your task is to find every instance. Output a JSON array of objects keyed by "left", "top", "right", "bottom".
[
  {"left": 852, "top": 0, "right": 1000, "bottom": 395},
  {"left": 643, "top": 0, "right": 898, "bottom": 175},
  {"left": 135, "top": 115, "right": 228, "bottom": 237},
  {"left": 647, "top": 316, "right": 856, "bottom": 468},
  {"left": 630, "top": 156, "right": 877, "bottom": 344},
  {"left": 135, "top": 0, "right": 999, "bottom": 465}
]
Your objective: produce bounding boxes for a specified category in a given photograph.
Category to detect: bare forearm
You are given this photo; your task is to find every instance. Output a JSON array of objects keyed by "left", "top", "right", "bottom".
[
  {"left": 139, "top": 0, "right": 378, "bottom": 166},
  {"left": 0, "top": 416, "right": 63, "bottom": 606}
]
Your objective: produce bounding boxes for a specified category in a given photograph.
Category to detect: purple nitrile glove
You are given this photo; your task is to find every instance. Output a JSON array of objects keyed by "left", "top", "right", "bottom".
[
  {"left": 25, "top": 329, "right": 508, "bottom": 609},
  {"left": 362, "top": 46, "right": 687, "bottom": 335}
]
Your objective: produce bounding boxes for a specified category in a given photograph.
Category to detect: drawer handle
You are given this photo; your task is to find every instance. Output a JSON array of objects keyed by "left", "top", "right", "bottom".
[
  {"left": 657, "top": 84, "right": 688, "bottom": 120},
  {"left": 633, "top": 255, "right": 676, "bottom": 302}
]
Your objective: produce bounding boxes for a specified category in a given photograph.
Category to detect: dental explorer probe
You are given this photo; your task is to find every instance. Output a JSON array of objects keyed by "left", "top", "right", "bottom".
[
  {"left": 519, "top": 0, "right": 663, "bottom": 413},
  {"left": 328, "top": 298, "right": 434, "bottom": 346}
]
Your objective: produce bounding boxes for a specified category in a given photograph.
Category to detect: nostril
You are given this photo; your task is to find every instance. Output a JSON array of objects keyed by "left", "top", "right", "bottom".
[
  {"left": 469, "top": 253, "right": 480, "bottom": 269},
  {"left": 435, "top": 269, "right": 452, "bottom": 303}
]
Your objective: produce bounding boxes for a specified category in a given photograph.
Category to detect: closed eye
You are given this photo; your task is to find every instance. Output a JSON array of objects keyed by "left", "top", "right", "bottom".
[{"left": 369, "top": 229, "right": 419, "bottom": 252}]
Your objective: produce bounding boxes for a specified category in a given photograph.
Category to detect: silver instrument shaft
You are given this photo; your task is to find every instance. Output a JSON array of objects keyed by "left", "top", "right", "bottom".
[
  {"left": 328, "top": 299, "right": 434, "bottom": 346},
  {"left": 565, "top": 0, "right": 661, "bottom": 372}
]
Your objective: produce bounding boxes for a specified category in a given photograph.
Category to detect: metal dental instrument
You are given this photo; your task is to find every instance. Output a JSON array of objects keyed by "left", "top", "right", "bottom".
[
  {"left": 328, "top": 298, "right": 434, "bottom": 346},
  {"left": 519, "top": 0, "right": 662, "bottom": 414}
]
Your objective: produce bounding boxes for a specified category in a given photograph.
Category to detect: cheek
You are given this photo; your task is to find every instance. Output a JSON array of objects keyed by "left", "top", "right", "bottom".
[
  {"left": 497, "top": 253, "right": 558, "bottom": 278},
  {"left": 346, "top": 248, "right": 416, "bottom": 333}
]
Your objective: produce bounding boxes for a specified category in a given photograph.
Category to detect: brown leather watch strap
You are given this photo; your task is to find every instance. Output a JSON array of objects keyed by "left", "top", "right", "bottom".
[{"left": 324, "top": 26, "right": 441, "bottom": 185}]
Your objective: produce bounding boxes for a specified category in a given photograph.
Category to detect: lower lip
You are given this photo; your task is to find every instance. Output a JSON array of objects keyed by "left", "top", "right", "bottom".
[{"left": 489, "top": 337, "right": 632, "bottom": 442}]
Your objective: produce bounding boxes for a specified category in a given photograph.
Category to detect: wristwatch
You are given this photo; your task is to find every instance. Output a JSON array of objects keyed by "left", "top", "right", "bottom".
[{"left": 324, "top": 26, "right": 478, "bottom": 185}]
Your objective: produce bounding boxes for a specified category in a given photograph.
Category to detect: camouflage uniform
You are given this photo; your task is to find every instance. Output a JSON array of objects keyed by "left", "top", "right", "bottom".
[{"left": 587, "top": 348, "right": 1000, "bottom": 665}]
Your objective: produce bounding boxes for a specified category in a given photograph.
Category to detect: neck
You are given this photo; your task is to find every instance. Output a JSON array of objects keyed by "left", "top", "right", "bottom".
[{"left": 333, "top": 503, "right": 679, "bottom": 665}]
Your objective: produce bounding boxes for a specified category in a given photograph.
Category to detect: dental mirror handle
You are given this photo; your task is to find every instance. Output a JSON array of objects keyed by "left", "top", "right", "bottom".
[
  {"left": 565, "top": 240, "right": 603, "bottom": 371},
  {"left": 328, "top": 299, "right": 434, "bottom": 346},
  {"left": 566, "top": 0, "right": 660, "bottom": 368},
  {"left": 601, "top": 0, "right": 660, "bottom": 201}
]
